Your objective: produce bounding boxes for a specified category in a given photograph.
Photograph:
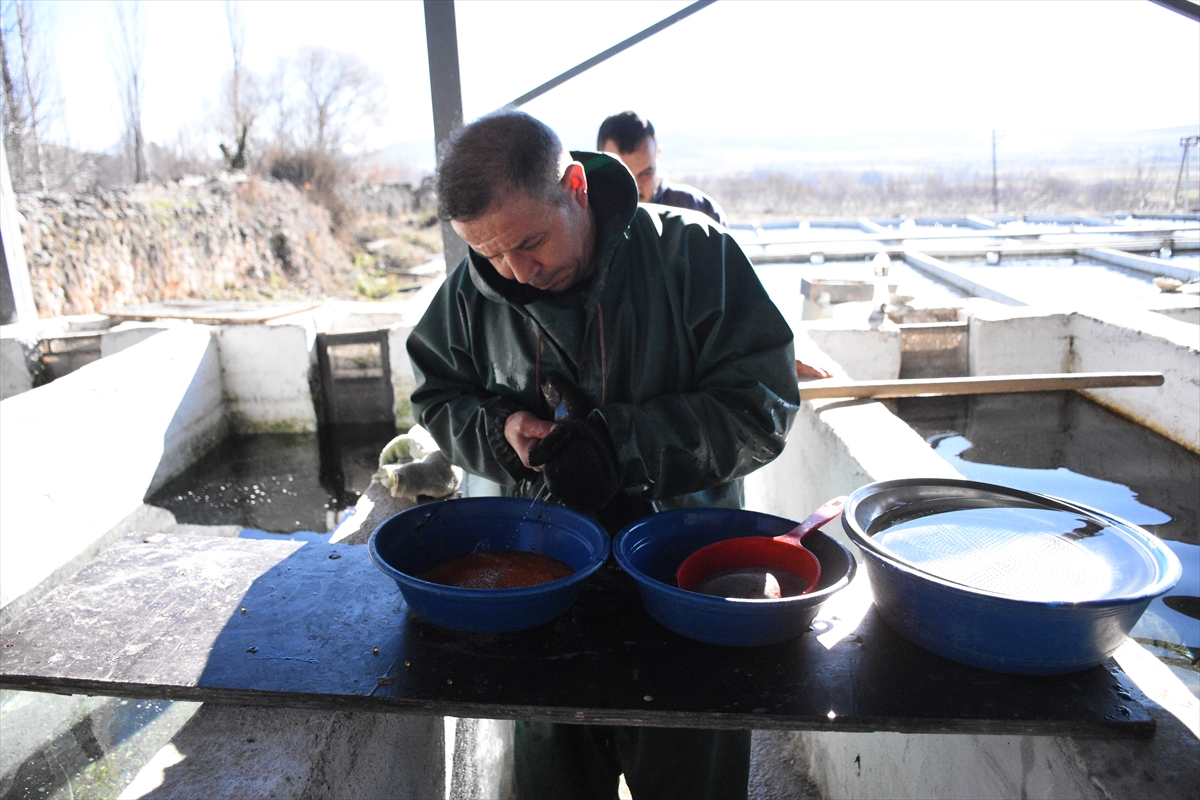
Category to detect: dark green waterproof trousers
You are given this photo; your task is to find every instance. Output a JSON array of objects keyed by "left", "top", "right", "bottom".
[{"left": 514, "top": 721, "right": 751, "bottom": 800}]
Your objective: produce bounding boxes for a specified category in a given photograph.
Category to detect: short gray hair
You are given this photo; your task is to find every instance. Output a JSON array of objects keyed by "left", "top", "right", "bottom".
[{"left": 436, "top": 109, "right": 567, "bottom": 222}]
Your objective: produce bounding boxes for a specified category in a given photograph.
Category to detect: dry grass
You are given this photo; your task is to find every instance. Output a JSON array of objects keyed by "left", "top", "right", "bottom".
[
  {"left": 347, "top": 211, "right": 443, "bottom": 301},
  {"left": 690, "top": 169, "right": 1187, "bottom": 221}
]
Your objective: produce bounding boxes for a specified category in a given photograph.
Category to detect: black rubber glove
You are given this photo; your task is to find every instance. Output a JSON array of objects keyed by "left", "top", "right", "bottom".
[{"left": 527, "top": 417, "right": 620, "bottom": 514}]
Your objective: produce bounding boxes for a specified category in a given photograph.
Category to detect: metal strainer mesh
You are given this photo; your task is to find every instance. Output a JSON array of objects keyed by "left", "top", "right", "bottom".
[{"left": 874, "top": 518, "right": 1112, "bottom": 601}]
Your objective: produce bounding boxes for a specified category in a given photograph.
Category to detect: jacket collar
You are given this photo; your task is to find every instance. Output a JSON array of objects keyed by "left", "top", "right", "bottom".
[{"left": 465, "top": 151, "right": 638, "bottom": 309}]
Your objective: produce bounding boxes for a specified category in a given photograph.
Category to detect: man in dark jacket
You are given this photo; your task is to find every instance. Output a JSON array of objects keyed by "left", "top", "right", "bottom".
[
  {"left": 597, "top": 110, "right": 727, "bottom": 226},
  {"left": 406, "top": 110, "right": 799, "bottom": 799}
]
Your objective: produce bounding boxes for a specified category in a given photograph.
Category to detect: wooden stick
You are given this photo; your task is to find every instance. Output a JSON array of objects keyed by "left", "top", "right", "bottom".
[{"left": 799, "top": 372, "right": 1164, "bottom": 400}]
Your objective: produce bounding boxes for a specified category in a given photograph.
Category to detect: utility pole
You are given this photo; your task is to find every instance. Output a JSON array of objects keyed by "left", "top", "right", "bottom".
[
  {"left": 1173, "top": 135, "right": 1198, "bottom": 212},
  {"left": 991, "top": 130, "right": 999, "bottom": 213}
]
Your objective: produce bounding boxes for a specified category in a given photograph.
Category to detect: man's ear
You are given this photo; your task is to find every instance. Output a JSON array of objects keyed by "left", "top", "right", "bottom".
[{"left": 562, "top": 162, "right": 588, "bottom": 205}]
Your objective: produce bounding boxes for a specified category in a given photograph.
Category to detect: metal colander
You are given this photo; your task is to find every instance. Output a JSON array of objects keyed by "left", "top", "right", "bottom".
[{"left": 874, "top": 514, "right": 1112, "bottom": 601}]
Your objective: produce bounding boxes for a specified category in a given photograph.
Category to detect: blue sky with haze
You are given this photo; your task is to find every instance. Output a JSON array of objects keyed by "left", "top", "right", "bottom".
[{"left": 39, "top": 0, "right": 1200, "bottom": 174}]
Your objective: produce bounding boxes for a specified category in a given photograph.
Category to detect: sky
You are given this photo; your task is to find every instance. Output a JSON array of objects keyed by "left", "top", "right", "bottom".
[{"left": 33, "top": 0, "right": 1200, "bottom": 175}]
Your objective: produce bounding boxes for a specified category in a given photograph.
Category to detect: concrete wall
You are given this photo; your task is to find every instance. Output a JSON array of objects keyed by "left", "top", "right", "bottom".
[
  {"left": 803, "top": 322, "right": 902, "bottom": 382},
  {"left": 968, "top": 307, "right": 1072, "bottom": 376},
  {"left": 390, "top": 323, "right": 418, "bottom": 431},
  {"left": 118, "top": 705, "right": 447, "bottom": 800},
  {"left": 0, "top": 326, "right": 225, "bottom": 625},
  {"left": 1070, "top": 308, "right": 1200, "bottom": 453},
  {"left": 1154, "top": 306, "right": 1200, "bottom": 326},
  {"left": 744, "top": 394, "right": 960, "bottom": 534},
  {"left": 0, "top": 322, "right": 37, "bottom": 399},
  {"left": 388, "top": 280, "right": 442, "bottom": 431},
  {"left": 215, "top": 319, "right": 318, "bottom": 434},
  {"left": 965, "top": 303, "right": 1199, "bottom": 454},
  {"left": 786, "top": 637, "right": 1199, "bottom": 800},
  {"left": 99, "top": 321, "right": 178, "bottom": 358},
  {"left": 1081, "top": 247, "right": 1200, "bottom": 283}
]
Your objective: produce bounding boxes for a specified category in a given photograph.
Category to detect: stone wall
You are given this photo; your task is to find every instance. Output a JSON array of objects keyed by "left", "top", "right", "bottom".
[{"left": 16, "top": 175, "right": 354, "bottom": 318}]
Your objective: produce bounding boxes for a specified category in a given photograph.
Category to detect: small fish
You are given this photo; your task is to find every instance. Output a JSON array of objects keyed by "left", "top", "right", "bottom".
[{"left": 541, "top": 374, "right": 590, "bottom": 422}]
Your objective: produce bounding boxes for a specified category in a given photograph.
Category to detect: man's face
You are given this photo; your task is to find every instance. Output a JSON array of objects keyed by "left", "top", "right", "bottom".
[
  {"left": 601, "top": 136, "right": 659, "bottom": 203},
  {"left": 451, "top": 175, "right": 594, "bottom": 294}
]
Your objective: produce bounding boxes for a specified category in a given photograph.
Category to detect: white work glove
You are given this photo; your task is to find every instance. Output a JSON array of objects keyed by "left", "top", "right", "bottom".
[
  {"left": 374, "top": 451, "right": 463, "bottom": 502},
  {"left": 378, "top": 425, "right": 439, "bottom": 467},
  {"left": 374, "top": 426, "right": 462, "bottom": 501}
]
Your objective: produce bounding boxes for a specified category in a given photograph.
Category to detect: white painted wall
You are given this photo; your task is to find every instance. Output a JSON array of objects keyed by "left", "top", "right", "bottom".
[
  {"left": 0, "top": 322, "right": 36, "bottom": 399},
  {"left": 0, "top": 326, "right": 225, "bottom": 624},
  {"left": 786, "top": 637, "right": 1199, "bottom": 800},
  {"left": 118, "top": 705, "right": 447, "bottom": 800},
  {"left": 1155, "top": 307, "right": 1200, "bottom": 326},
  {"left": 745, "top": 396, "right": 960, "bottom": 535},
  {"left": 968, "top": 307, "right": 1072, "bottom": 376},
  {"left": 390, "top": 324, "right": 417, "bottom": 430},
  {"left": 214, "top": 320, "right": 317, "bottom": 433},
  {"left": 1070, "top": 308, "right": 1200, "bottom": 453},
  {"left": 387, "top": 279, "right": 444, "bottom": 430},
  {"left": 1082, "top": 247, "right": 1200, "bottom": 283},
  {"left": 100, "top": 322, "right": 179, "bottom": 357},
  {"left": 803, "top": 322, "right": 902, "bottom": 381}
]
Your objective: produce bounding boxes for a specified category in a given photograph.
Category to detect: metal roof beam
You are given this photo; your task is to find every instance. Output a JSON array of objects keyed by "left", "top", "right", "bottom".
[
  {"left": 508, "top": 0, "right": 717, "bottom": 108},
  {"left": 1148, "top": 0, "right": 1200, "bottom": 22}
]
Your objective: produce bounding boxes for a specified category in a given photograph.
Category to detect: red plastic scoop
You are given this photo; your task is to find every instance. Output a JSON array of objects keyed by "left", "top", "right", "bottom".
[{"left": 675, "top": 497, "right": 846, "bottom": 598}]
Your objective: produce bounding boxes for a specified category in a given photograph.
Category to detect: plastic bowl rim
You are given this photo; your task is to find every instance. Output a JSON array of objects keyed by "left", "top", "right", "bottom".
[
  {"left": 842, "top": 477, "right": 1183, "bottom": 608},
  {"left": 613, "top": 509, "right": 857, "bottom": 607},
  {"left": 367, "top": 499, "right": 610, "bottom": 600}
]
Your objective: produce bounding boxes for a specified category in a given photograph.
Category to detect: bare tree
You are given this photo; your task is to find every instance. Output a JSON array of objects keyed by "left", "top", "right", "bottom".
[
  {"left": 111, "top": 0, "right": 146, "bottom": 183},
  {"left": 218, "top": 0, "right": 260, "bottom": 169},
  {"left": 14, "top": 1, "right": 42, "bottom": 190},
  {"left": 294, "top": 46, "right": 384, "bottom": 154},
  {"left": 1, "top": 0, "right": 54, "bottom": 192},
  {"left": 263, "top": 56, "right": 293, "bottom": 152},
  {"left": 0, "top": 8, "right": 23, "bottom": 185}
]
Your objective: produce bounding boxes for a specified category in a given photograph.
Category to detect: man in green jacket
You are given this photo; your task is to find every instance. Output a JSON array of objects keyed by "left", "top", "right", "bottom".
[{"left": 406, "top": 110, "right": 800, "bottom": 799}]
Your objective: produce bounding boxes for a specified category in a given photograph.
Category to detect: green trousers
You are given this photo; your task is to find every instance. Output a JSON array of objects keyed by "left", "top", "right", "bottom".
[{"left": 514, "top": 721, "right": 751, "bottom": 800}]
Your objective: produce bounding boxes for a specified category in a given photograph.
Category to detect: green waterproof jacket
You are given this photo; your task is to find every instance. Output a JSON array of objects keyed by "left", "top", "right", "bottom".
[{"left": 407, "top": 152, "right": 800, "bottom": 514}]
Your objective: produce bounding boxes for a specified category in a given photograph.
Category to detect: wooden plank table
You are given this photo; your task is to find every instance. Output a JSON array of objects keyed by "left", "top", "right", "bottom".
[{"left": 0, "top": 533, "right": 1154, "bottom": 738}]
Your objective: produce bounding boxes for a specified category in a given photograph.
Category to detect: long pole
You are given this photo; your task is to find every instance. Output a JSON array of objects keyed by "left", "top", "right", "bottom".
[
  {"left": 991, "top": 130, "right": 999, "bottom": 213},
  {"left": 799, "top": 372, "right": 1164, "bottom": 401}
]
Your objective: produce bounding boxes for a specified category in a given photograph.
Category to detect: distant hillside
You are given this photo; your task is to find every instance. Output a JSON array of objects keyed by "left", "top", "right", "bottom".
[
  {"left": 664, "top": 124, "right": 1199, "bottom": 180},
  {"left": 363, "top": 124, "right": 1198, "bottom": 184},
  {"left": 18, "top": 176, "right": 354, "bottom": 318}
]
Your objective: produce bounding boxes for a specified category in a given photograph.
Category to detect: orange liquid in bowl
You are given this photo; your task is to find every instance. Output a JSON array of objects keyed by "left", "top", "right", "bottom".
[{"left": 418, "top": 551, "right": 574, "bottom": 589}]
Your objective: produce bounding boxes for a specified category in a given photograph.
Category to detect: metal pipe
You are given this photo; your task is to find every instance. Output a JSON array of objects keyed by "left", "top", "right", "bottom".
[
  {"left": 1149, "top": 0, "right": 1200, "bottom": 22},
  {"left": 508, "top": 0, "right": 718, "bottom": 108}
]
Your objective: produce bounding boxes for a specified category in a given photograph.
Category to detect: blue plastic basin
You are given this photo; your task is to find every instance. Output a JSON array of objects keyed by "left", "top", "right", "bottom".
[
  {"left": 369, "top": 497, "right": 609, "bottom": 633},
  {"left": 843, "top": 479, "right": 1183, "bottom": 674},
  {"left": 614, "top": 508, "right": 857, "bottom": 647}
]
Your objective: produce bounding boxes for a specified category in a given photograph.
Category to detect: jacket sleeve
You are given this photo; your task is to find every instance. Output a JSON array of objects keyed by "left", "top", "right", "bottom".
[
  {"left": 598, "top": 224, "right": 800, "bottom": 500},
  {"left": 405, "top": 276, "right": 536, "bottom": 487}
]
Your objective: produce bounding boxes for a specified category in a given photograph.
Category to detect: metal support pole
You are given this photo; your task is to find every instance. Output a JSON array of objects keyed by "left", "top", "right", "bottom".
[
  {"left": 991, "top": 130, "right": 999, "bottom": 213},
  {"left": 424, "top": 0, "right": 468, "bottom": 273}
]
